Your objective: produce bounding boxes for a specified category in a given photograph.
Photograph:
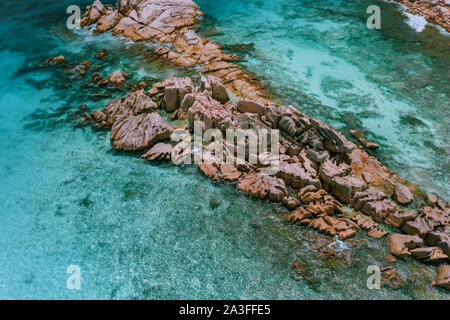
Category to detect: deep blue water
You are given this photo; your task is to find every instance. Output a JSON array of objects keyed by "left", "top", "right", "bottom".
[{"left": 0, "top": 0, "right": 449, "bottom": 299}]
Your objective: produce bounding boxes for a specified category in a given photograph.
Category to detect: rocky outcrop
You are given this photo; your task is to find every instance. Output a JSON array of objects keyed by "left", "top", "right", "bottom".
[
  {"left": 198, "top": 162, "right": 219, "bottom": 180},
  {"left": 116, "top": 0, "right": 200, "bottom": 34},
  {"left": 77, "top": 1, "right": 450, "bottom": 286},
  {"left": 349, "top": 130, "right": 379, "bottom": 150},
  {"left": 282, "top": 196, "right": 301, "bottom": 210},
  {"left": 319, "top": 159, "right": 351, "bottom": 189},
  {"left": 96, "top": 9, "right": 121, "bottom": 33},
  {"left": 426, "top": 227, "right": 450, "bottom": 257},
  {"left": 110, "top": 112, "right": 173, "bottom": 150},
  {"left": 188, "top": 92, "right": 234, "bottom": 131},
  {"left": 402, "top": 215, "right": 442, "bottom": 238},
  {"left": 209, "top": 75, "right": 230, "bottom": 104}
]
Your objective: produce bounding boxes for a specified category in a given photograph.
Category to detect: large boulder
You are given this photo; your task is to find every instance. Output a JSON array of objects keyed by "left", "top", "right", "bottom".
[
  {"left": 96, "top": 10, "right": 121, "bottom": 33},
  {"left": 110, "top": 112, "right": 173, "bottom": 150},
  {"left": 188, "top": 92, "right": 234, "bottom": 131},
  {"left": 310, "top": 118, "right": 356, "bottom": 154},
  {"left": 432, "top": 265, "right": 450, "bottom": 290},
  {"left": 330, "top": 175, "right": 366, "bottom": 204},
  {"left": 402, "top": 215, "right": 442, "bottom": 239},
  {"left": 394, "top": 184, "right": 414, "bottom": 205},
  {"left": 163, "top": 76, "right": 194, "bottom": 112},
  {"left": 209, "top": 76, "right": 229, "bottom": 104},
  {"left": 237, "top": 173, "right": 287, "bottom": 202},
  {"left": 218, "top": 163, "right": 241, "bottom": 182},
  {"left": 409, "top": 247, "right": 448, "bottom": 263},
  {"left": 237, "top": 99, "right": 266, "bottom": 115},
  {"left": 426, "top": 227, "right": 450, "bottom": 257},
  {"left": 388, "top": 234, "right": 423, "bottom": 258},
  {"left": 352, "top": 188, "right": 398, "bottom": 222},
  {"left": 81, "top": 0, "right": 106, "bottom": 27},
  {"left": 141, "top": 143, "right": 172, "bottom": 161},
  {"left": 319, "top": 159, "right": 352, "bottom": 190},
  {"left": 90, "top": 90, "right": 157, "bottom": 127},
  {"left": 384, "top": 210, "right": 418, "bottom": 229},
  {"left": 277, "top": 161, "right": 321, "bottom": 190},
  {"left": 116, "top": 0, "right": 199, "bottom": 34}
]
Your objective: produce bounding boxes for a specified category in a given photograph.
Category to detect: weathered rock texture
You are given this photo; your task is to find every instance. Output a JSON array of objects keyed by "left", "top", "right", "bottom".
[{"left": 79, "top": 0, "right": 450, "bottom": 289}]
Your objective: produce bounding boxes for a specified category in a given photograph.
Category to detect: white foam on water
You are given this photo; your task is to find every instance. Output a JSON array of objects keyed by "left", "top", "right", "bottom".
[
  {"left": 403, "top": 12, "right": 428, "bottom": 33},
  {"left": 327, "top": 237, "right": 350, "bottom": 252}
]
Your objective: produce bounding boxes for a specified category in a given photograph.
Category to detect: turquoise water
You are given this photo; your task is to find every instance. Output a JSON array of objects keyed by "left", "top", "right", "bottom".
[{"left": 0, "top": 0, "right": 449, "bottom": 299}]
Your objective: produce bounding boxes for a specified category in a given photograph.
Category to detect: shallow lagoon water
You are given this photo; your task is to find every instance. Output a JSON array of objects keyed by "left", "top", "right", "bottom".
[{"left": 0, "top": 0, "right": 449, "bottom": 299}]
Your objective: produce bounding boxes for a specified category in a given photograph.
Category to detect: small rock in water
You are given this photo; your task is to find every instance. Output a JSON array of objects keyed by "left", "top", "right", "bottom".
[
  {"left": 108, "top": 70, "right": 126, "bottom": 87},
  {"left": 209, "top": 198, "right": 220, "bottom": 209},
  {"left": 385, "top": 254, "right": 398, "bottom": 263},
  {"left": 96, "top": 49, "right": 107, "bottom": 59},
  {"left": 23, "top": 274, "right": 35, "bottom": 285}
]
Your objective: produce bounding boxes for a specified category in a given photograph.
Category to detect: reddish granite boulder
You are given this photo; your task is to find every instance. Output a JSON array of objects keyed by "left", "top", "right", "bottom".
[
  {"left": 209, "top": 76, "right": 229, "bottom": 104},
  {"left": 310, "top": 118, "right": 356, "bottom": 154},
  {"left": 237, "top": 99, "right": 266, "bottom": 115},
  {"left": 425, "top": 226, "right": 450, "bottom": 257},
  {"left": 110, "top": 112, "right": 173, "bottom": 150},
  {"left": 90, "top": 90, "right": 157, "bottom": 127},
  {"left": 142, "top": 143, "right": 172, "bottom": 161},
  {"left": 330, "top": 175, "right": 366, "bottom": 204},
  {"left": 388, "top": 234, "right": 423, "bottom": 258},
  {"left": 163, "top": 76, "right": 194, "bottom": 112},
  {"left": 108, "top": 70, "right": 126, "bottom": 87},
  {"left": 394, "top": 184, "right": 414, "bottom": 205},
  {"left": 402, "top": 215, "right": 442, "bottom": 238},
  {"left": 188, "top": 92, "right": 234, "bottom": 131},
  {"left": 351, "top": 214, "right": 378, "bottom": 231},
  {"left": 319, "top": 159, "right": 352, "bottom": 190},
  {"left": 410, "top": 247, "right": 448, "bottom": 263},
  {"left": 277, "top": 161, "right": 321, "bottom": 190},
  {"left": 282, "top": 196, "right": 301, "bottom": 210},
  {"left": 308, "top": 216, "right": 357, "bottom": 240},
  {"left": 218, "top": 163, "right": 241, "bottom": 182},
  {"left": 96, "top": 10, "right": 121, "bottom": 33},
  {"left": 237, "top": 173, "right": 287, "bottom": 202},
  {"left": 426, "top": 193, "right": 438, "bottom": 206},
  {"left": 352, "top": 188, "right": 398, "bottom": 222},
  {"left": 116, "top": 0, "right": 199, "bottom": 34},
  {"left": 432, "top": 265, "right": 450, "bottom": 290},
  {"left": 81, "top": 0, "right": 106, "bottom": 27},
  {"left": 198, "top": 162, "right": 219, "bottom": 180},
  {"left": 384, "top": 210, "right": 418, "bottom": 229}
]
